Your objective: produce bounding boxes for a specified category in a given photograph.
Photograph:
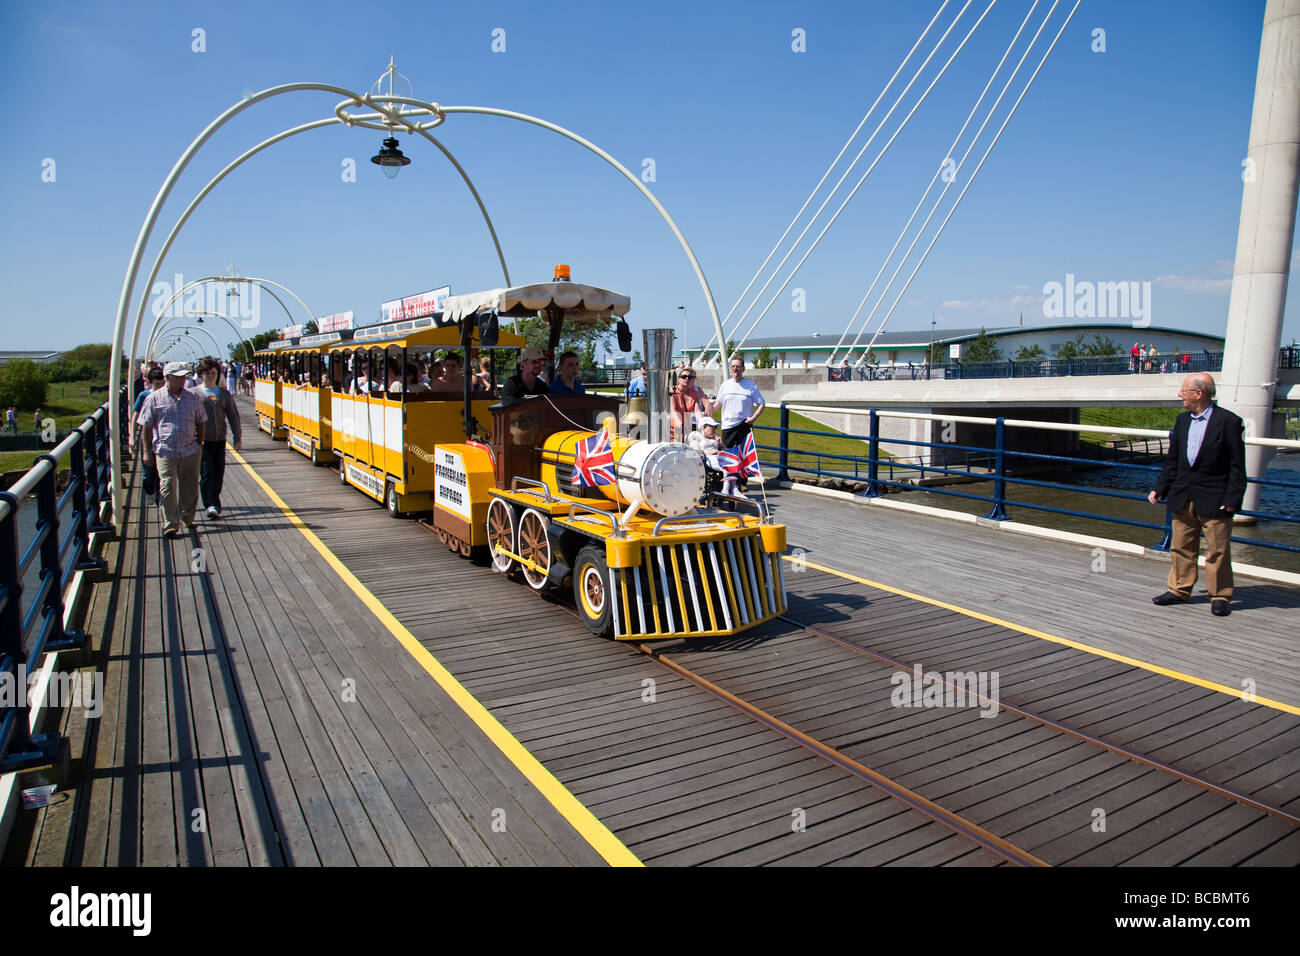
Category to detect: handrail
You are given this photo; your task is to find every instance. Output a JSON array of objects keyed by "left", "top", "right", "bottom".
[
  {"left": 0, "top": 392, "right": 117, "bottom": 773},
  {"left": 781, "top": 404, "right": 1300, "bottom": 449},
  {"left": 509, "top": 477, "right": 552, "bottom": 502},
  {"left": 652, "top": 510, "right": 748, "bottom": 534},
  {"left": 771, "top": 401, "right": 1300, "bottom": 562},
  {"left": 565, "top": 502, "right": 623, "bottom": 538}
]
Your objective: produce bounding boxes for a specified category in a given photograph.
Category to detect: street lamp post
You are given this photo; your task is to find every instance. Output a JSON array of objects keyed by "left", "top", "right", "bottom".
[{"left": 677, "top": 306, "right": 686, "bottom": 363}]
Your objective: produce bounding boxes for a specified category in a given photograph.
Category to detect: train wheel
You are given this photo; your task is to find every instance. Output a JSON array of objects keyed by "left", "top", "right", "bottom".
[
  {"left": 458, "top": 538, "right": 473, "bottom": 558},
  {"left": 310, "top": 443, "right": 322, "bottom": 466},
  {"left": 338, "top": 459, "right": 349, "bottom": 485},
  {"left": 386, "top": 482, "right": 403, "bottom": 518},
  {"left": 573, "top": 544, "right": 613, "bottom": 637},
  {"left": 517, "top": 508, "right": 551, "bottom": 590},
  {"left": 486, "top": 498, "right": 516, "bottom": 573}
]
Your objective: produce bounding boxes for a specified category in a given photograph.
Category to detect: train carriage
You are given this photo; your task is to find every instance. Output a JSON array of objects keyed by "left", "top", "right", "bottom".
[
  {"left": 326, "top": 319, "right": 524, "bottom": 517},
  {"left": 252, "top": 340, "right": 293, "bottom": 440},
  {"left": 279, "top": 332, "right": 345, "bottom": 464}
]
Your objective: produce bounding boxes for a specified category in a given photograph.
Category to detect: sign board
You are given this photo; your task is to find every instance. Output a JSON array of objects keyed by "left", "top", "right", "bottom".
[
  {"left": 317, "top": 310, "right": 354, "bottom": 333},
  {"left": 380, "top": 286, "right": 450, "bottom": 323},
  {"left": 949, "top": 343, "right": 961, "bottom": 360},
  {"left": 434, "top": 447, "right": 471, "bottom": 521},
  {"left": 280, "top": 324, "right": 303, "bottom": 340}
]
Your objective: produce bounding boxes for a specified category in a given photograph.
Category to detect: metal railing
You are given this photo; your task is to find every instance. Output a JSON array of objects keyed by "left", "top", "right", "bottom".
[
  {"left": 767, "top": 403, "right": 1300, "bottom": 559},
  {"left": 822, "top": 348, "right": 1300, "bottom": 381},
  {"left": 0, "top": 395, "right": 117, "bottom": 773}
]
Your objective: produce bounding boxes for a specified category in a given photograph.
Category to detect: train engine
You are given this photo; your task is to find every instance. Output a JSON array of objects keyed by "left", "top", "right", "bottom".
[{"left": 426, "top": 279, "right": 787, "bottom": 639}]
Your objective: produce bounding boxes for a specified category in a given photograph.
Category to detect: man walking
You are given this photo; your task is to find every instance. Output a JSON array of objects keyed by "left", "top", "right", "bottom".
[
  {"left": 1148, "top": 372, "right": 1246, "bottom": 616},
  {"left": 132, "top": 366, "right": 165, "bottom": 504},
  {"left": 194, "top": 357, "right": 242, "bottom": 519},
  {"left": 715, "top": 354, "right": 766, "bottom": 493},
  {"left": 138, "top": 362, "right": 206, "bottom": 537}
]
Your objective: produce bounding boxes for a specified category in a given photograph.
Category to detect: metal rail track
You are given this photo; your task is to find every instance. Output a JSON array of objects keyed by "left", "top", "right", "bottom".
[{"left": 777, "top": 613, "right": 1300, "bottom": 828}]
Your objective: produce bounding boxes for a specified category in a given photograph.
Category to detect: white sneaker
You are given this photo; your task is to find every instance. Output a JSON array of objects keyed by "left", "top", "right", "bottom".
[
  {"left": 731, "top": 489, "right": 750, "bottom": 501},
  {"left": 205, "top": 506, "right": 220, "bottom": 519}
]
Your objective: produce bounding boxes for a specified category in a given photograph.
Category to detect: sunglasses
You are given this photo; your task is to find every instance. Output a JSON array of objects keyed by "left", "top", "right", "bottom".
[{"left": 680, "top": 374, "right": 695, "bottom": 380}]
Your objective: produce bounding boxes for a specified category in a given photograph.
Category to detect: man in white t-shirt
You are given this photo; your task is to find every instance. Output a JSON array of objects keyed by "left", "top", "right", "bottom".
[{"left": 714, "top": 354, "right": 766, "bottom": 491}]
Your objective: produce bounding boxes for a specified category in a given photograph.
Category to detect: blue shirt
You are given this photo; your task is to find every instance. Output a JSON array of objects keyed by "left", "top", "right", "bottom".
[
  {"left": 549, "top": 378, "right": 586, "bottom": 396},
  {"left": 1187, "top": 404, "right": 1213, "bottom": 466},
  {"left": 626, "top": 374, "right": 646, "bottom": 397}
]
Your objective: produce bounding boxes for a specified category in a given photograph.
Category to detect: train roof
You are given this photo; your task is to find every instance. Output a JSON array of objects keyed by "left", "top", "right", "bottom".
[
  {"left": 348, "top": 317, "right": 525, "bottom": 349},
  {"left": 444, "top": 281, "right": 630, "bottom": 326}
]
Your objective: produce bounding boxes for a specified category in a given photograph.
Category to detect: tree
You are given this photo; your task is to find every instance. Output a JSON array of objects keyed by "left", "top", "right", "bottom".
[
  {"left": 1083, "top": 333, "right": 1120, "bottom": 357},
  {"left": 1014, "top": 343, "right": 1047, "bottom": 361},
  {"left": 0, "top": 359, "right": 49, "bottom": 409},
  {"left": 928, "top": 341, "right": 948, "bottom": 364},
  {"left": 229, "top": 329, "right": 278, "bottom": 362},
  {"left": 61, "top": 343, "right": 114, "bottom": 369},
  {"left": 755, "top": 345, "right": 774, "bottom": 369},
  {"left": 963, "top": 328, "right": 1003, "bottom": 363},
  {"left": 45, "top": 360, "right": 100, "bottom": 382},
  {"left": 303, "top": 319, "right": 319, "bottom": 335},
  {"left": 1057, "top": 332, "right": 1087, "bottom": 359},
  {"left": 513, "top": 314, "right": 618, "bottom": 362}
]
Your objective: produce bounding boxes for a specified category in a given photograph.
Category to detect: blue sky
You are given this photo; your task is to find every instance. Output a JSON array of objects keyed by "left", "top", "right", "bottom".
[{"left": 1, "top": 0, "right": 1294, "bottom": 360}]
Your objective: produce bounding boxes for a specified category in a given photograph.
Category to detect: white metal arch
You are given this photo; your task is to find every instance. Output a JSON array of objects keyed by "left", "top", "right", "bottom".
[{"left": 109, "top": 79, "right": 726, "bottom": 522}]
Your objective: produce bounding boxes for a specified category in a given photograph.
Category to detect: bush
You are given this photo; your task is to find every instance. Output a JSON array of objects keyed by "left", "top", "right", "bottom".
[
  {"left": 61, "top": 343, "right": 114, "bottom": 369},
  {"left": 0, "top": 359, "right": 49, "bottom": 408},
  {"left": 45, "top": 360, "right": 100, "bottom": 383}
]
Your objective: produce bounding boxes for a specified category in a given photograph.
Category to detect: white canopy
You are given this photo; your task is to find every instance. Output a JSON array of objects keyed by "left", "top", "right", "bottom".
[{"left": 442, "top": 281, "right": 631, "bottom": 326}]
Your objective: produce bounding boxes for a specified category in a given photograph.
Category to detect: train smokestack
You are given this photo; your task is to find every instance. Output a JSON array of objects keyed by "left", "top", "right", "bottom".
[{"left": 643, "top": 328, "right": 675, "bottom": 445}]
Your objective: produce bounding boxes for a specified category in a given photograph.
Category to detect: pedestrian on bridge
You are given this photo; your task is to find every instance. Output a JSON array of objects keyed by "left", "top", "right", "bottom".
[
  {"left": 194, "top": 357, "right": 242, "bottom": 519},
  {"left": 138, "top": 362, "right": 206, "bottom": 537},
  {"left": 1148, "top": 372, "right": 1246, "bottom": 617}
]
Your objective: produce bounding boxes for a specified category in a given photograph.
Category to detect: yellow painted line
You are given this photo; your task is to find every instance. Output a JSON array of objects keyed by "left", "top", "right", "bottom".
[
  {"left": 230, "top": 447, "right": 642, "bottom": 867},
  {"left": 787, "top": 555, "right": 1300, "bottom": 717}
]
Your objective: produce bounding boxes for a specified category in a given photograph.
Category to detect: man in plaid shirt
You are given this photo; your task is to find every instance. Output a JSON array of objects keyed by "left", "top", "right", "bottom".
[{"left": 138, "top": 362, "right": 206, "bottom": 536}]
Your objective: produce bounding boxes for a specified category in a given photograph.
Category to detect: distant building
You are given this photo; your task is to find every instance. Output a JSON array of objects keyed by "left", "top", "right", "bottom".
[
  {"left": 680, "top": 324, "right": 1224, "bottom": 368},
  {"left": 0, "top": 350, "right": 64, "bottom": 368}
]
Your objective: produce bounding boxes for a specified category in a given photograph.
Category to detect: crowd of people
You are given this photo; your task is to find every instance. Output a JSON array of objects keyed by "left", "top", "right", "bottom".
[
  {"left": 1130, "top": 342, "right": 1193, "bottom": 374},
  {"left": 132, "top": 357, "right": 241, "bottom": 538}
]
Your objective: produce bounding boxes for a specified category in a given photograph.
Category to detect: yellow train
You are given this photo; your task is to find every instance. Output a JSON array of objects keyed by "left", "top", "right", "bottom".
[{"left": 254, "top": 273, "right": 787, "bottom": 639}]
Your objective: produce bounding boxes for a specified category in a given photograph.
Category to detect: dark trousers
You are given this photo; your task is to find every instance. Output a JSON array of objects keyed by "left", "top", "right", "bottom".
[
  {"left": 141, "top": 461, "right": 159, "bottom": 497},
  {"left": 200, "top": 441, "right": 227, "bottom": 509}
]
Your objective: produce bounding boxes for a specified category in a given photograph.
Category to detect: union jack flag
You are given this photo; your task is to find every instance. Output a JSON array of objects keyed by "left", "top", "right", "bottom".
[
  {"left": 573, "top": 430, "right": 616, "bottom": 487},
  {"left": 719, "top": 432, "right": 761, "bottom": 478}
]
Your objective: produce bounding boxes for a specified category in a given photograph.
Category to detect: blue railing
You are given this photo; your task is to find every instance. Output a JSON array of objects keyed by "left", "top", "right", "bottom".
[
  {"left": 766, "top": 403, "right": 1300, "bottom": 559},
  {"left": 0, "top": 396, "right": 117, "bottom": 773},
  {"left": 825, "top": 347, "right": 1300, "bottom": 381}
]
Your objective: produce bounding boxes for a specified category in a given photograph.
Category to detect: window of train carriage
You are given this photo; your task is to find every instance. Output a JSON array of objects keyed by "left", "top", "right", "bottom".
[
  {"left": 309, "top": 352, "right": 322, "bottom": 388},
  {"left": 370, "top": 347, "right": 385, "bottom": 395},
  {"left": 385, "top": 345, "right": 404, "bottom": 395},
  {"left": 335, "top": 350, "right": 350, "bottom": 392}
]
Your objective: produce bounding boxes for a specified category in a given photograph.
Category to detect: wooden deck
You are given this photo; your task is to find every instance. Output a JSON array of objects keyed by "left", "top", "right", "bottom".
[
  {"left": 10, "top": 395, "right": 1298, "bottom": 866},
  {"left": 14, "top": 432, "right": 607, "bottom": 866}
]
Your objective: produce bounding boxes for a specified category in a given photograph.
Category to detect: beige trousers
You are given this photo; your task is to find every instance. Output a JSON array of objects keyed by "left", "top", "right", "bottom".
[
  {"left": 1167, "top": 501, "right": 1234, "bottom": 600},
  {"left": 157, "top": 449, "right": 201, "bottom": 530}
]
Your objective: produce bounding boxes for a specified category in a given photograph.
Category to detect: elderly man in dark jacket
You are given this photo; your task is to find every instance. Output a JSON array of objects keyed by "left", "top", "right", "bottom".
[{"left": 1148, "top": 373, "right": 1247, "bottom": 617}]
